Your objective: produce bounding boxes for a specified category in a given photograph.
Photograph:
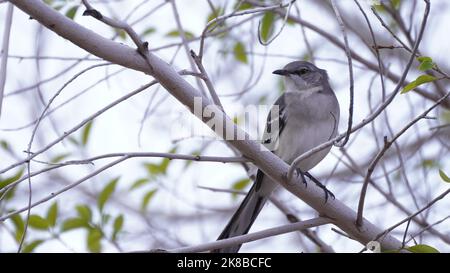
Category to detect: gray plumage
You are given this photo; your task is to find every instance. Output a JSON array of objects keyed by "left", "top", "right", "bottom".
[{"left": 213, "top": 61, "right": 340, "bottom": 253}]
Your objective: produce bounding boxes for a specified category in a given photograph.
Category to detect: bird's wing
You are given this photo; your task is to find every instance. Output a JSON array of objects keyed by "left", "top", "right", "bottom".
[{"left": 262, "top": 93, "right": 287, "bottom": 152}]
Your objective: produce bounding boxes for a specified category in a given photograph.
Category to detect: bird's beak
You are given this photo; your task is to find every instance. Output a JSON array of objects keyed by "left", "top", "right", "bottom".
[{"left": 272, "top": 69, "right": 290, "bottom": 76}]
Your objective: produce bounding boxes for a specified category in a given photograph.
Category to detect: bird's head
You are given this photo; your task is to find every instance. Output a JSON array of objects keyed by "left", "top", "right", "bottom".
[{"left": 273, "top": 61, "right": 328, "bottom": 92}]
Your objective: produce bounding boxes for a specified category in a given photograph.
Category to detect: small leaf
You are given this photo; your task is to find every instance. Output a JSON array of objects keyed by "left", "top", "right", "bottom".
[
  {"left": 112, "top": 214, "right": 124, "bottom": 241},
  {"left": 97, "top": 177, "right": 119, "bottom": 211},
  {"left": 129, "top": 178, "right": 149, "bottom": 191},
  {"left": 81, "top": 121, "right": 93, "bottom": 146},
  {"left": 61, "top": 218, "right": 89, "bottom": 231},
  {"left": 116, "top": 29, "right": 127, "bottom": 40},
  {"left": 144, "top": 159, "right": 171, "bottom": 176},
  {"left": 0, "top": 140, "right": 10, "bottom": 151},
  {"left": 141, "top": 27, "right": 156, "bottom": 37},
  {"left": 235, "top": 2, "right": 253, "bottom": 11},
  {"left": 166, "top": 30, "right": 195, "bottom": 40},
  {"left": 231, "top": 178, "right": 251, "bottom": 199},
  {"left": 10, "top": 214, "right": 24, "bottom": 242},
  {"left": 417, "top": 56, "right": 432, "bottom": 62},
  {"left": 23, "top": 240, "right": 45, "bottom": 253},
  {"left": 87, "top": 228, "right": 103, "bottom": 253},
  {"left": 28, "top": 215, "right": 50, "bottom": 230},
  {"left": 76, "top": 205, "right": 92, "bottom": 222},
  {"left": 407, "top": 244, "right": 440, "bottom": 253},
  {"left": 233, "top": 42, "right": 248, "bottom": 64},
  {"left": 206, "top": 7, "right": 224, "bottom": 23},
  {"left": 417, "top": 56, "right": 435, "bottom": 71},
  {"left": 0, "top": 168, "right": 24, "bottom": 188},
  {"left": 50, "top": 153, "right": 71, "bottom": 163},
  {"left": 46, "top": 202, "right": 58, "bottom": 227},
  {"left": 401, "top": 74, "right": 437, "bottom": 94},
  {"left": 232, "top": 178, "right": 251, "bottom": 191},
  {"left": 141, "top": 189, "right": 158, "bottom": 211},
  {"left": 439, "top": 170, "right": 450, "bottom": 183},
  {"left": 391, "top": 0, "right": 401, "bottom": 9},
  {"left": 372, "top": 4, "right": 385, "bottom": 13},
  {"left": 260, "top": 12, "right": 275, "bottom": 42},
  {"left": 65, "top": 5, "right": 78, "bottom": 20},
  {"left": 0, "top": 168, "right": 24, "bottom": 200}
]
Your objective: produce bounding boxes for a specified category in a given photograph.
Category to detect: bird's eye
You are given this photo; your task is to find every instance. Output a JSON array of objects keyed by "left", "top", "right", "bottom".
[{"left": 297, "top": 68, "right": 309, "bottom": 75}]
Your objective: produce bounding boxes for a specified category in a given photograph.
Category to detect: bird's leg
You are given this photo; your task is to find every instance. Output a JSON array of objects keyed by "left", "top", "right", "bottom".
[
  {"left": 295, "top": 168, "right": 308, "bottom": 187},
  {"left": 304, "top": 172, "right": 335, "bottom": 202}
]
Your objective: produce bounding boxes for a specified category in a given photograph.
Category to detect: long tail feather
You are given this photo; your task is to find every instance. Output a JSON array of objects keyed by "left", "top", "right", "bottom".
[{"left": 212, "top": 171, "right": 275, "bottom": 253}]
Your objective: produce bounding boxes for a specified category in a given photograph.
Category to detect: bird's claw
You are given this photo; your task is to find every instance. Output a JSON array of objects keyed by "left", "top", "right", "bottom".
[
  {"left": 304, "top": 172, "right": 335, "bottom": 203},
  {"left": 296, "top": 168, "right": 308, "bottom": 187}
]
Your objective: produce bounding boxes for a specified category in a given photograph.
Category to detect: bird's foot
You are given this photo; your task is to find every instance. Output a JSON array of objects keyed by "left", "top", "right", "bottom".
[
  {"left": 304, "top": 172, "right": 335, "bottom": 203},
  {"left": 295, "top": 168, "right": 308, "bottom": 187}
]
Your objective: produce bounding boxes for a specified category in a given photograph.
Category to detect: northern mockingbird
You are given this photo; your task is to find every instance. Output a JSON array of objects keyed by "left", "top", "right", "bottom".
[{"left": 213, "top": 61, "right": 340, "bottom": 253}]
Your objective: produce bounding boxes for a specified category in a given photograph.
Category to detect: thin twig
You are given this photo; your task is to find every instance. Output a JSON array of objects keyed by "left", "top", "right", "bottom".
[
  {"left": 330, "top": 0, "right": 354, "bottom": 148},
  {"left": 356, "top": 91, "right": 449, "bottom": 226},
  {"left": 257, "top": 0, "right": 295, "bottom": 46}
]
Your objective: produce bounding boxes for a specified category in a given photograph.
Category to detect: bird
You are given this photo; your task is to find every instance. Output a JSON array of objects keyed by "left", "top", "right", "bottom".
[{"left": 213, "top": 61, "right": 340, "bottom": 253}]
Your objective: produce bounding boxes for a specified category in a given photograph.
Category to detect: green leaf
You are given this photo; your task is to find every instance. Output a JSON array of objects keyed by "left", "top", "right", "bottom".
[
  {"left": 231, "top": 178, "right": 251, "bottom": 198},
  {"left": 129, "top": 178, "right": 149, "bottom": 191},
  {"left": 391, "top": 0, "right": 401, "bottom": 9},
  {"left": 50, "top": 153, "right": 71, "bottom": 163},
  {"left": 407, "top": 244, "right": 440, "bottom": 253},
  {"left": 116, "top": 29, "right": 127, "bottom": 40},
  {"left": 234, "top": 2, "right": 253, "bottom": 11},
  {"left": 65, "top": 5, "right": 78, "bottom": 20},
  {"left": 144, "top": 159, "right": 171, "bottom": 177},
  {"left": 442, "top": 110, "right": 450, "bottom": 123},
  {"left": 97, "top": 177, "right": 119, "bottom": 211},
  {"left": 439, "top": 170, "right": 450, "bottom": 183},
  {"left": 417, "top": 56, "right": 432, "bottom": 63},
  {"left": 421, "top": 159, "right": 438, "bottom": 169},
  {"left": 233, "top": 42, "right": 248, "bottom": 64},
  {"left": 401, "top": 74, "right": 437, "bottom": 94},
  {"left": 10, "top": 214, "right": 24, "bottom": 242},
  {"left": 206, "top": 7, "right": 224, "bottom": 23},
  {"left": 46, "top": 202, "right": 58, "bottom": 227},
  {"left": 372, "top": 4, "right": 385, "bottom": 13},
  {"left": 260, "top": 12, "right": 275, "bottom": 42},
  {"left": 0, "top": 140, "right": 10, "bottom": 151},
  {"left": 141, "top": 27, "right": 156, "bottom": 37},
  {"left": 112, "top": 214, "right": 124, "bottom": 241},
  {"left": 141, "top": 189, "right": 158, "bottom": 211},
  {"left": 23, "top": 240, "right": 45, "bottom": 253},
  {"left": 81, "top": 121, "right": 93, "bottom": 146},
  {"left": 0, "top": 168, "right": 24, "bottom": 188},
  {"left": 61, "top": 217, "right": 89, "bottom": 231},
  {"left": 76, "top": 205, "right": 92, "bottom": 222},
  {"left": 87, "top": 228, "right": 103, "bottom": 253},
  {"left": 166, "top": 30, "right": 195, "bottom": 40},
  {"left": 53, "top": 4, "right": 64, "bottom": 11},
  {"left": 417, "top": 56, "right": 435, "bottom": 71},
  {"left": 0, "top": 168, "right": 24, "bottom": 200},
  {"left": 29, "top": 215, "right": 50, "bottom": 230}
]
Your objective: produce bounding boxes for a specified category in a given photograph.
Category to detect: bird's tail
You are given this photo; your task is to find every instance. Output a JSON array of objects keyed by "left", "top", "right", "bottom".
[{"left": 212, "top": 171, "right": 275, "bottom": 253}]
